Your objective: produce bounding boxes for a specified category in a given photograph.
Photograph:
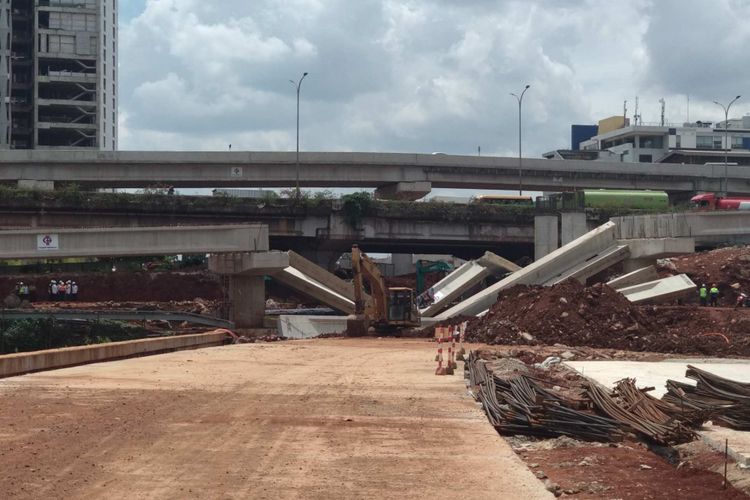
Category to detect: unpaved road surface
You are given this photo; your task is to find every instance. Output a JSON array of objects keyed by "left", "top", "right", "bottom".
[{"left": 0, "top": 338, "right": 551, "bottom": 499}]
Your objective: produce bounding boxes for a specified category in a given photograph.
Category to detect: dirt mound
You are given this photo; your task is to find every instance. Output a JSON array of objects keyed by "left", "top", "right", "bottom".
[
  {"left": 664, "top": 246, "right": 750, "bottom": 303},
  {"left": 464, "top": 280, "right": 750, "bottom": 356}
]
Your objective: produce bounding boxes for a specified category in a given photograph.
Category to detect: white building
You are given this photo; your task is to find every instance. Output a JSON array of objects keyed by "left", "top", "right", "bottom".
[
  {"left": 577, "top": 116, "right": 750, "bottom": 165},
  {"left": 0, "top": 0, "right": 117, "bottom": 150}
]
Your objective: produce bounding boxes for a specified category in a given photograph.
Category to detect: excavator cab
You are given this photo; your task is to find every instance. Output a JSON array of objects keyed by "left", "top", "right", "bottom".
[{"left": 387, "top": 287, "right": 420, "bottom": 326}]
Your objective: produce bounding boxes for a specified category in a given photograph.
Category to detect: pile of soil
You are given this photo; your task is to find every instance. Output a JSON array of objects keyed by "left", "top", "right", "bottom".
[
  {"left": 464, "top": 280, "right": 750, "bottom": 356},
  {"left": 664, "top": 246, "right": 750, "bottom": 302}
]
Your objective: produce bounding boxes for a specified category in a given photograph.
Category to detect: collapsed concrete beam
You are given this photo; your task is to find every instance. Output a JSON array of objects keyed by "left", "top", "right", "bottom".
[
  {"left": 436, "top": 222, "right": 618, "bottom": 320},
  {"left": 288, "top": 251, "right": 363, "bottom": 302},
  {"left": 617, "top": 274, "right": 696, "bottom": 304},
  {"left": 374, "top": 181, "right": 432, "bottom": 201},
  {"left": 278, "top": 315, "right": 440, "bottom": 338},
  {"left": 0, "top": 224, "right": 269, "bottom": 260},
  {"left": 607, "top": 266, "right": 659, "bottom": 290},
  {"left": 545, "top": 244, "right": 629, "bottom": 285},
  {"left": 273, "top": 267, "right": 355, "bottom": 315},
  {"left": 420, "top": 251, "right": 521, "bottom": 317}
]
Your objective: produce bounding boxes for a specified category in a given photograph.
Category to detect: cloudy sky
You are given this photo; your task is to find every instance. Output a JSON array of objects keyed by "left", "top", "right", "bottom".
[{"left": 119, "top": 0, "right": 750, "bottom": 157}]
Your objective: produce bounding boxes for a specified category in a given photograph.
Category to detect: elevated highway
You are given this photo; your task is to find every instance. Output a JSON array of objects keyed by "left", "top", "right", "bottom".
[
  {"left": 0, "top": 192, "right": 536, "bottom": 263},
  {"left": 3, "top": 150, "right": 750, "bottom": 197}
]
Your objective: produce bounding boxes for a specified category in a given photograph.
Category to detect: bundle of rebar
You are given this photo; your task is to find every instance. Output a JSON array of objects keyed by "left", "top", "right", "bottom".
[
  {"left": 586, "top": 379, "right": 698, "bottom": 445},
  {"left": 467, "top": 351, "right": 623, "bottom": 442},
  {"left": 662, "top": 365, "right": 750, "bottom": 430}
]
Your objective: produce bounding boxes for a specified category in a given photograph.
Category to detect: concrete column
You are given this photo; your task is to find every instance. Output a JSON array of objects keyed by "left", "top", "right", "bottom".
[
  {"left": 228, "top": 275, "right": 265, "bottom": 328},
  {"left": 560, "top": 212, "right": 588, "bottom": 246},
  {"left": 534, "top": 215, "right": 559, "bottom": 261},
  {"left": 391, "top": 253, "right": 413, "bottom": 276}
]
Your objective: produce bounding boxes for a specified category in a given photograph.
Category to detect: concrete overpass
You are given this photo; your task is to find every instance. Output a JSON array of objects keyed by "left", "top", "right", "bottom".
[
  {"left": 0, "top": 193, "right": 537, "bottom": 264},
  {"left": 3, "top": 150, "right": 750, "bottom": 198}
]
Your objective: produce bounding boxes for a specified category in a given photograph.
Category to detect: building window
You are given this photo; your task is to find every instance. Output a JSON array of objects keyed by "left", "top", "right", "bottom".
[
  {"left": 639, "top": 154, "right": 653, "bottom": 163},
  {"left": 676, "top": 135, "right": 681, "bottom": 148},
  {"left": 639, "top": 136, "right": 664, "bottom": 149},
  {"left": 732, "top": 136, "right": 745, "bottom": 149},
  {"left": 697, "top": 135, "right": 722, "bottom": 149}
]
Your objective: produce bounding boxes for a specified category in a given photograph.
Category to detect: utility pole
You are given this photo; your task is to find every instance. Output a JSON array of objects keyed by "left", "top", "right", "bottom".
[
  {"left": 713, "top": 95, "right": 741, "bottom": 195},
  {"left": 289, "top": 72, "right": 309, "bottom": 199},
  {"left": 510, "top": 84, "right": 530, "bottom": 196}
]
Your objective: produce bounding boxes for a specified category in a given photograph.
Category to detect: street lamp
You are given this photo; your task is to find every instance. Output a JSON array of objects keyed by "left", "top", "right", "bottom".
[
  {"left": 713, "top": 95, "right": 741, "bottom": 195},
  {"left": 289, "top": 72, "right": 309, "bottom": 198},
  {"left": 510, "top": 84, "right": 530, "bottom": 196}
]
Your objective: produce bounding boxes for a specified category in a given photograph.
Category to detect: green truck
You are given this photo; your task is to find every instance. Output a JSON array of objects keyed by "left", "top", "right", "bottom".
[{"left": 538, "top": 189, "right": 669, "bottom": 211}]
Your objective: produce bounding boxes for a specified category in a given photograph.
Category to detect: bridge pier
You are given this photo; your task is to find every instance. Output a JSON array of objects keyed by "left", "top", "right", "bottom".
[
  {"left": 227, "top": 275, "right": 266, "bottom": 329},
  {"left": 374, "top": 181, "right": 432, "bottom": 201},
  {"left": 534, "top": 215, "right": 559, "bottom": 261},
  {"left": 560, "top": 212, "right": 588, "bottom": 246}
]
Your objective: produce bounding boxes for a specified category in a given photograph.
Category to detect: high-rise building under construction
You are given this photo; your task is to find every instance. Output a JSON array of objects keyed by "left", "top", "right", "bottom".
[{"left": 0, "top": 0, "right": 116, "bottom": 150}]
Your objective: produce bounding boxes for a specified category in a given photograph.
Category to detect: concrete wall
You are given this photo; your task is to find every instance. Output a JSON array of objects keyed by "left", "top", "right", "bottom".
[
  {"left": 613, "top": 212, "right": 750, "bottom": 246},
  {"left": 0, "top": 332, "right": 230, "bottom": 378},
  {"left": 560, "top": 212, "right": 588, "bottom": 245}
]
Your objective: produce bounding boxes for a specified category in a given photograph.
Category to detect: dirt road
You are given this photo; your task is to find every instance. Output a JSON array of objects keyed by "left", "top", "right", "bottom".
[{"left": 0, "top": 338, "right": 551, "bottom": 499}]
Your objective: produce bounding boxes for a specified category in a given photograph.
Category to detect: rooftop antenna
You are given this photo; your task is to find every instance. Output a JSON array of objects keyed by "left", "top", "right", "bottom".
[
  {"left": 634, "top": 96, "right": 640, "bottom": 126},
  {"left": 659, "top": 98, "right": 666, "bottom": 126},
  {"left": 687, "top": 95, "right": 690, "bottom": 123},
  {"left": 623, "top": 99, "right": 628, "bottom": 124}
]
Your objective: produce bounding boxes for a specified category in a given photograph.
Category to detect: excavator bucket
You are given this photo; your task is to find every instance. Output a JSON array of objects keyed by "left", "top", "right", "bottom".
[{"left": 345, "top": 315, "right": 369, "bottom": 337}]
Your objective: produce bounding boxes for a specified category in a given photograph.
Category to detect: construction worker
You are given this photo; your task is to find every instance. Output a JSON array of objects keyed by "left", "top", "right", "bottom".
[
  {"left": 57, "top": 280, "right": 66, "bottom": 300},
  {"left": 71, "top": 281, "right": 78, "bottom": 301},
  {"left": 65, "top": 280, "right": 73, "bottom": 301},
  {"left": 51, "top": 280, "right": 59, "bottom": 300},
  {"left": 735, "top": 292, "right": 748, "bottom": 310},
  {"left": 710, "top": 284, "right": 720, "bottom": 307},
  {"left": 48, "top": 280, "right": 55, "bottom": 300},
  {"left": 699, "top": 284, "right": 708, "bottom": 306}
]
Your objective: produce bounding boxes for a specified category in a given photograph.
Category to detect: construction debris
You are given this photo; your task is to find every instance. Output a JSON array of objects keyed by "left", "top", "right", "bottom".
[{"left": 663, "top": 365, "right": 750, "bottom": 431}]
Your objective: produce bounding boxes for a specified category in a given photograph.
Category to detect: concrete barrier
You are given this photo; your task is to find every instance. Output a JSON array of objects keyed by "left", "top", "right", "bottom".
[{"left": 0, "top": 331, "right": 230, "bottom": 378}]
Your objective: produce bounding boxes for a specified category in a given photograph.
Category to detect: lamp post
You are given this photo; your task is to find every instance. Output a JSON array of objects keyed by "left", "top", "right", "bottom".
[
  {"left": 510, "top": 84, "right": 530, "bottom": 196},
  {"left": 713, "top": 95, "right": 741, "bottom": 195},
  {"left": 289, "top": 72, "right": 308, "bottom": 198}
]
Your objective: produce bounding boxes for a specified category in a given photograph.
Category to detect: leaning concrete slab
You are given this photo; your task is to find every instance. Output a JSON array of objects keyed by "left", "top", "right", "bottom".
[
  {"left": 436, "top": 222, "right": 618, "bottom": 320},
  {"left": 617, "top": 274, "right": 696, "bottom": 304},
  {"left": 545, "top": 244, "right": 629, "bottom": 285},
  {"left": 273, "top": 267, "right": 355, "bottom": 315},
  {"left": 288, "top": 250, "right": 362, "bottom": 302},
  {"left": 0, "top": 224, "right": 269, "bottom": 260},
  {"left": 607, "top": 266, "right": 659, "bottom": 290},
  {"left": 420, "top": 252, "right": 521, "bottom": 317}
]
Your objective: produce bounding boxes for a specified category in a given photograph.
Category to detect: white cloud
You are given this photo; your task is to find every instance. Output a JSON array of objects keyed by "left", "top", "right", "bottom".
[{"left": 118, "top": 0, "right": 750, "bottom": 154}]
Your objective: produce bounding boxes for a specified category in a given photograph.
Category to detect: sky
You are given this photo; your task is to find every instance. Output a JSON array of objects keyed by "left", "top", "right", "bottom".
[{"left": 118, "top": 0, "right": 750, "bottom": 158}]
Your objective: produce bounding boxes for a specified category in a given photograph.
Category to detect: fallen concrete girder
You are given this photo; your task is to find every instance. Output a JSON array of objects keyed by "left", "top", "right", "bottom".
[
  {"left": 606, "top": 266, "right": 659, "bottom": 290},
  {"left": 435, "top": 222, "right": 620, "bottom": 320},
  {"left": 617, "top": 274, "right": 696, "bottom": 304},
  {"left": 420, "top": 252, "right": 521, "bottom": 317},
  {"left": 544, "top": 245, "right": 629, "bottom": 285},
  {"left": 273, "top": 268, "right": 355, "bottom": 315}
]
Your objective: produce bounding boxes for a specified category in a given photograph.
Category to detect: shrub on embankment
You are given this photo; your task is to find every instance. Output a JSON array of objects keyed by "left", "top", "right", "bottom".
[{"left": 0, "top": 319, "right": 150, "bottom": 355}]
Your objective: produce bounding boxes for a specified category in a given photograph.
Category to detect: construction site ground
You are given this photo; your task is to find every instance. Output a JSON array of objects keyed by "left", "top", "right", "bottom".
[{"left": 0, "top": 339, "right": 552, "bottom": 500}]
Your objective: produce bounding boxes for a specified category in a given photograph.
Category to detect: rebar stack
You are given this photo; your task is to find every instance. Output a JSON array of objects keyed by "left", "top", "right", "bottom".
[
  {"left": 467, "top": 351, "right": 624, "bottom": 442},
  {"left": 663, "top": 365, "right": 750, "bottom": 430}
]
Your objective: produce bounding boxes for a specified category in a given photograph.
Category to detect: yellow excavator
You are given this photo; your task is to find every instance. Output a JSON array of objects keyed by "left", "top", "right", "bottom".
[{"left": 346, "top": 245, "right": 420, "bottom": 336}]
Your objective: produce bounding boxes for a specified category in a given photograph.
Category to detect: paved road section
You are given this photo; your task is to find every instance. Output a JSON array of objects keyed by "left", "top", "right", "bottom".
[{"left": 0, "top": 339, "right": 551, "bottom": 499}]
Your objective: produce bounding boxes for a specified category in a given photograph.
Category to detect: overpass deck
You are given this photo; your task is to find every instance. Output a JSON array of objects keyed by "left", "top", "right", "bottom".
[{"left": 2, "top": 150, "right": 749, "bottom": 193}]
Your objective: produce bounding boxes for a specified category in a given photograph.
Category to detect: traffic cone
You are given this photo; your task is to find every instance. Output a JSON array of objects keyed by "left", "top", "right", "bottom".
[
  {"left": 435, "top": 336, "right": 447, "bottom": 375},
  {"left": 448, "top": 330, "right": 458, "bottom": 371}
]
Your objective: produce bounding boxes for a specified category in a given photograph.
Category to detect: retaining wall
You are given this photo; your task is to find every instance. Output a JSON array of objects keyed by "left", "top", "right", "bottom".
[{"left": 0, "top": 331, "right": 230, "bottom": 378}]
